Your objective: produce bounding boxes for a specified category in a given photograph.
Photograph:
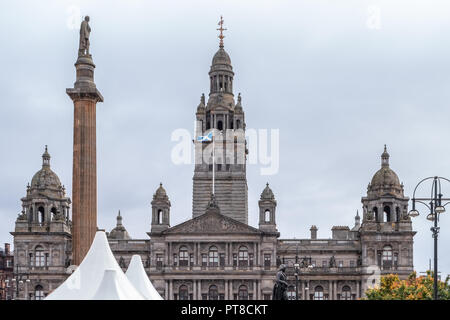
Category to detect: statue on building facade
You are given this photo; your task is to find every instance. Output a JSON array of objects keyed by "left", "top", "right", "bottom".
[
  {"left": 329, "top": 255, "right": 336, "bottom": 268},
  {"left": 272, "top": 264, "right": 288, "bottom": 300},
  {"left": 79, "top": 16, "right": 91, "bottom": 56}
]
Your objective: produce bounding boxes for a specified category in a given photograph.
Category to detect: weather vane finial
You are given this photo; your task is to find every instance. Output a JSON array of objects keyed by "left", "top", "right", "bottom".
[{"left": 217, "top": 16, "right": 227, "bottom": 48}]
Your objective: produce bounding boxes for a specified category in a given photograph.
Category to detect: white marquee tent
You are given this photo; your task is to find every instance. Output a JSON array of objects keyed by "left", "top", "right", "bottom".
[
  {"left": 126, "top": 255, "right": 163, "bottom": 300},
  {"left": 45, "top": 231, "right": 144, "bottom": 300}
]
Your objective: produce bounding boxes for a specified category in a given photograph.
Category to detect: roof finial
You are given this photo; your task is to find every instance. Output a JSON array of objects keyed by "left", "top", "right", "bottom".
[
  {"left": 217, "top": 16, "right": 227, "bottom": 49},
  {"left": 42, "top": 145, "right": 50, "bottom": 167},
  {"left": 381, "top": 144, "right": 390, "bottom": 167}
]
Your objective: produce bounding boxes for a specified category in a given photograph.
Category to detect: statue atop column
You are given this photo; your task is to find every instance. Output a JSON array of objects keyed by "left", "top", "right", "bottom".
[{"left": 79, "top": 16, "right": 91, "bottom": 57}]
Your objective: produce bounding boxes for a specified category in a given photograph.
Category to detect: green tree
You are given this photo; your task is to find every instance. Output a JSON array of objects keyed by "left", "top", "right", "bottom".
[{"left": 364, "top": 272, "right": 450, "bottom": 300}]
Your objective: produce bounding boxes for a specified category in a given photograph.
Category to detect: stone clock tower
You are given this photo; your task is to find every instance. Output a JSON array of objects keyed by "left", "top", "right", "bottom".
[{"left": 192, "top": 17, "right": 248, "bottom": 224}]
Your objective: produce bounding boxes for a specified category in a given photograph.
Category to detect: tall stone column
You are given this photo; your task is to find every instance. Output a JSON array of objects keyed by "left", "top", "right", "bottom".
[{"left": 67, "top": 52, "right": 103, "bottom": 265}]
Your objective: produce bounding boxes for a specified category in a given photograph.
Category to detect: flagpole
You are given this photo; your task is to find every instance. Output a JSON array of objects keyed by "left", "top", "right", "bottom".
[
  {"left": 212, "top": 130, "right": 215, "bottom": 195},
  {"left": 212, "top": 129, "right": 216, "bottom": 195}
]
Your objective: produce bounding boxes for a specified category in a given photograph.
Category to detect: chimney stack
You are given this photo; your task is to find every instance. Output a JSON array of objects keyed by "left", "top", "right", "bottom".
[
  {"left": 5, "top": 243, "right": 10, "bottom": 255},
  {"left": 310, "top": 225, "right": 318, "bottom": 240}
]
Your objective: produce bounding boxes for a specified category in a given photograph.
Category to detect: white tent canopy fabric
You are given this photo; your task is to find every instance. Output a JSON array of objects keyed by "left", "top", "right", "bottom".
[
  {"left": 45, "top": 231, "right": 144, "bottom": 300},
  {"left": 126, "top": 255, "right": 163, "bottom": 300}
]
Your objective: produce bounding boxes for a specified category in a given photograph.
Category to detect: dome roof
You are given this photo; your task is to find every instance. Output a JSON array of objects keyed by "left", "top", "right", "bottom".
[
  {"left": 108, "top": 211, "right": 131, "bottom": 240},
  {"left": 370, "top": 166, "right": 401, "bottom": 188},
  {"left": 368, "top": 146, "right": 404, "bottom": 197},
  {"left": 153, "top": 183, "right": 169, "bottom": 202},
  {"left": 260, "top": 183, "right": 275, "bottom": 200},
  {"left": 212, "top": 48, "right": 231, "bottom": 66},
  {"left": 30, "top": 146, "right": 62, "bottom": 191}
]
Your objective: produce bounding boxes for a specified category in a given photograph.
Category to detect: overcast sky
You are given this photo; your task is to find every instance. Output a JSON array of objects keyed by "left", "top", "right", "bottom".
[{"left": 1, "top": 0, "right": 450, "bottom": 278}]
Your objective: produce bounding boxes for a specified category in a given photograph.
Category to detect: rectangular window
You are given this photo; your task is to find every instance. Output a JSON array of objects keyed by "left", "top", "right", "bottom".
[
  {"left": 219, "top": 253, "right": 225, "bottom": 267},
  {"left": 202, "top": 254, "right": 207, "bottom": 267},
  {"left": 233, "top": 254, "right": 237, "bottom": 268},
  {"left": 233, "top": 294, "right": 238, "bottom": 300},
  {"left": 264, "top": 254, "right": 271, "bottom": 270},
  {"left": 6, "top": 259, "right": 12, "bottom": 268},
  {"left": 189, "top": 294, "right": 193, "bottom": 300},
  {"left": 189, "top": 254, "right": 194, "bottom": 267},
  {"left": 249, "top": 254, "right": 254, "bottom": 268},
  {"left": 173, "top": 254, "right": 178, "bottom": 266},
  {"left": 156, "top": 254, "right": 163, "bottom": 270}
]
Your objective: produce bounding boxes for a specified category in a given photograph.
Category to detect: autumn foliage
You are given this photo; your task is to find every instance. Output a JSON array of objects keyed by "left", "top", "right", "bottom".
[{"left": 364, "top": 272, "right": 450, "bottom": 300}]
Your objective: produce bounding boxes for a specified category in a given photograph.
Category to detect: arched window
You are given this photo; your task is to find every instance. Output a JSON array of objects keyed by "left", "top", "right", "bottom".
[
  {"left": 35, "top": 285, "right": 44, "bottom": 300},
  {"left": 51, "top": 207, "right": 57, "bottom": 220},
  {"left": 314, "top": 286, "right": 324, "bottom": 300},
  {"left": 382, "top": 246, "right": 393, "bottom": 270},
  {"left": 208, "top": 285, "right": 218, "bottom": 300},
  {"left": 38, "top": 206, "right": 45, "bottom": 225},
  {"left": 238, "top": 246, "right": 248, "bottom": 267},
  {"left": 179, "top": 285, "right": 189, "bottom": 300},
  {"left": 264, "top": 210, "right": 271, "bottom": 222},
  {"left": 236, "top": 119, "right": 241, "bottom": 129},
  {"left": 157, "top": 210, "right": 163, "bottom": 224},
  {"left": 384, "top": 206, "right": 391, "bottom": 222},
  {"left": 238, "top": 285, "right": 248, "bottom": 300},
  {"left": 396, "top": 207, "right": 400, "bottom": 222},
  {"left": 341, "top": 286, "right": 352, "bottom": 300},
  {"left": 179, "top": 246, "right": 189, "bottom": 267},
  {"left": 209, "top": 246, "right": 219, "bottom": 267},
  {"left": 217, "top": 120, "right": 223, "bottom": 131},
  {"left": 373, "top": 207, "right": 379, "bottom": 222},
  {"left": 35, "top": 246, "right": 45, "bottom": 267}
]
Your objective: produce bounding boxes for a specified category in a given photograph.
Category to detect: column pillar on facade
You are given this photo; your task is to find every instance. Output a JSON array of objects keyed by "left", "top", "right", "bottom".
[
  {"left": 306, "top": 280, "right": 310, "bottom": 300},
  {"left": 165, "top": 280, "right": 169, "bottom": 300},
  {"left": 225, "top": 279, "right": 228, "bottom": 300},
  {"left": 328, "top": 280, "right": 332, "bottom": 300},
  {"left": 193, "top": 278, "right": 197, "bottom": 299},
  {"left": 356, "top": 280, "right": 360, "bottom": 299},
  {"left": 333, "top": 281, "right": 337, "bottom": 300},
  {"left": 169, "top": 279, "right": 173, "bottom": 300},
  {"left": 253, "top": 280, "right": 257, "bottom": 300}
]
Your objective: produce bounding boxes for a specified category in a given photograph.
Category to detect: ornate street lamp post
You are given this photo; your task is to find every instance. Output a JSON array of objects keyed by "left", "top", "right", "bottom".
[
  {"left": 294, "top": 263, "right": 300, "bottom": 301},
  {"left": 8, "top": 264, "right": 30, "bottom": 300},
  {"left": 408, "top": 176, "right": 450, "bottom": 300}
]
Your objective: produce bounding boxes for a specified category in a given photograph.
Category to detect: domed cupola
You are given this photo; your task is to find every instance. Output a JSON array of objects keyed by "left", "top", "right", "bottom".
[
  {"left": 208, "top": 16, "right": 234, "bottom": 98},
  {"left": 196, "top": 93, "right": 206, "bottom": 114},
  {"left": 367, "top": 145, "right": 404, "bottom": 198},
  {"left": 260, "top": 183, "right": 275, "bottom": 200},
  {"left": 16, "top": 146, "right": 71, "bottom": 229},
  {"left": 108, "top": 210, "right": 131, "bottom": 240},
  {"left": 30, "top": 146, "right": 64, "bottom": 197},
  {"left": 258, "top": 183, "right": 278, "bottom": 232}
]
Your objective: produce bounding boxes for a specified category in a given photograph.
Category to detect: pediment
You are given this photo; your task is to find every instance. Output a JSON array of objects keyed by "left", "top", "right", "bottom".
[{"left": 163, "top": 211, "right": 261, "bottom": 235}]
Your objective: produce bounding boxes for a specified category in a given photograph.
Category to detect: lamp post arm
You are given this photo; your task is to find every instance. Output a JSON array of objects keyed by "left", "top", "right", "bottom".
[{"left": 412, "top": 177, "right": 435, "bottom": 200}]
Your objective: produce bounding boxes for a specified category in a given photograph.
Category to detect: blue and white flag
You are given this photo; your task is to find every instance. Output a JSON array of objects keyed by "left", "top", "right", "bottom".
[{"left": 197, "top": 131, "right": 213, "bottom": 142}]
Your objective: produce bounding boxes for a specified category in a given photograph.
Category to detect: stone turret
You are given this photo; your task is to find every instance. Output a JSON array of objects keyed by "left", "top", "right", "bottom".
[
  {"left": 258, "top": 183, "right": 277, "bottom": 233},
  {"left": 151, "top": 183, "right": 171, "bottom": 234}
]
